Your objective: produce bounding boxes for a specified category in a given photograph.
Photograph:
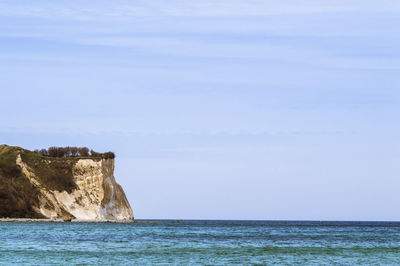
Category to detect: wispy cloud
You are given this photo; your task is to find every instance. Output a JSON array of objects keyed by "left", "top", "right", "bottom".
[
  {"left": 1, "top": 1, "right": 398, "bottom": 72},
  {"left": 1, "top": 0, "right": 399, "bottom": 21}
]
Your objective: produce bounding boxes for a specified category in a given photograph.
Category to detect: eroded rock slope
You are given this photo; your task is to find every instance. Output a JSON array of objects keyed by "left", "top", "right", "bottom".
[{"left": 0, "top": 145, "right": 133, "bottom": 220}]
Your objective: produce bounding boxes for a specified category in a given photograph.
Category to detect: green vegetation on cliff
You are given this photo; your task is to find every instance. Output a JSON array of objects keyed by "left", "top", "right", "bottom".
[
  {"left": 21, "top": 151, "right": 77, "bottom": 193},
  {"left": 34, "top": 146, "right": 115, "bottom": 159},
  {"left": 0, "top": 145, "right": 42, "bottom": 218}
]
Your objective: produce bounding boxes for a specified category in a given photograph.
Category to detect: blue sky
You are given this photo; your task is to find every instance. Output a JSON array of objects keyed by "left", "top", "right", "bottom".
[{"left": 0, "top": 0, "right": 399, "bottom": 220}]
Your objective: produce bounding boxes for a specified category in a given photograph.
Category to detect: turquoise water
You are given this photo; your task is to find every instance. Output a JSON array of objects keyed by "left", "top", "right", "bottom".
[{"left": 0, "top": 220, "right": 400, "bottom": 264}]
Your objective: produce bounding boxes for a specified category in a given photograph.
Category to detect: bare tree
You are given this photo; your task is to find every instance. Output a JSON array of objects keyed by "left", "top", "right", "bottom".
[
  {"left": 70, "top": 147, "right": 78, "bottom": 156},
  {"left": 64, "top": 146, "right": 72, "bottom": 157}
]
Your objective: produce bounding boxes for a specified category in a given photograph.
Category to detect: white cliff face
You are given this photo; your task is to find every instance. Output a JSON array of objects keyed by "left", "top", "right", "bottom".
[
  {"left": 16, "top": 155, "right": 133, "bottom": 220},
  {"left": 53, "top": 159, "right": 105, "bottom": 220},
  {"left": 98, "top": 159, "right": 133, "bottom": 220}
]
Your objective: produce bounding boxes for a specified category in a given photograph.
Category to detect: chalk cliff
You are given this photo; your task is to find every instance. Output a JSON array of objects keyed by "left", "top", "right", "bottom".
[{"left": 0, "top": 145, "right": 133, "bottom": 220}]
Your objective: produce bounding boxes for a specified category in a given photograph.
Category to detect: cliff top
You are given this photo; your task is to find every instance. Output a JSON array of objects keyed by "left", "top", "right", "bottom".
[
  {"left": 0, "top": 144, "right": 114, "bottom": 160},
  {"left": 0, "top": 145, "right": 115, "bottom": 193}
]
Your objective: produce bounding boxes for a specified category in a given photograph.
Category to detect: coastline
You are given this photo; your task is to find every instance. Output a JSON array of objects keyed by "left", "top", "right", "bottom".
[
  {"left": 0, "top": 218, "right": 181, "bottom": 223},
  {"left": 0, "top": 218, "right": 133, "bottom": 223}
]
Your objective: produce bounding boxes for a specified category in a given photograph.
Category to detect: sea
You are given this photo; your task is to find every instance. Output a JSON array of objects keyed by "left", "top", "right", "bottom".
[{"left": 0, "top": 220, "right": 399, "bottom": 265}]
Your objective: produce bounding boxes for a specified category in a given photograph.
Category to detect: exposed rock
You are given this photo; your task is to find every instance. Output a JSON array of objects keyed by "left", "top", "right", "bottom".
[{"left": 0, "top": 145, "right": 133, "bottom": 220}]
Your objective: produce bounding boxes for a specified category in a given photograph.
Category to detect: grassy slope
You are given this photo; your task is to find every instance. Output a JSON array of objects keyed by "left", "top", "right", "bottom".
[
  {"left": 20, "top": 150, "right": 77, "bottom": 193},
  {"left": 0, "top": 145, "right": 43, "bottom": 218}
]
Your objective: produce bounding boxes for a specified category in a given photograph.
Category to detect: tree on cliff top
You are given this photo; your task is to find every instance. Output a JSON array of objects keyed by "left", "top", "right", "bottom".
[
  {"left": 78, "top": 147, "right": 89, "bottom": 157},
  {"left": 33, "top": 146, "right": 114, "bottom": 159}
]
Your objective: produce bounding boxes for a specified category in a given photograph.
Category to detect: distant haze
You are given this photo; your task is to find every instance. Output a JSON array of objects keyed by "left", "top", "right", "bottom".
[{"left": 1, "top": 0, "right": 399, "bottom": 220}]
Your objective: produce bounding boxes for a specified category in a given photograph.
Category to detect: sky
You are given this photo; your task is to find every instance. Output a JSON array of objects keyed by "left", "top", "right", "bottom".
[{"left": 0, "top": 0, "right": 399, "bottom": 220}]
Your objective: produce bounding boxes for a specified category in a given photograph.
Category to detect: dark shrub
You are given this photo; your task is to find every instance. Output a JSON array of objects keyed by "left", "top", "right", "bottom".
[
  {"left": 56, "top": 147, "right": 65, "bottom": 158},
  {"left": 90, "top": 150, "right": 101, "bottom": 157},
  {"left": 48, "top": 147, "right": 58, "bottom": 157},
  {"left": 78, "top": 147, "right": 89, "bottom": 157},
  {"left": 102, "top": 152, "right": 115, "bottom": 159}
]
